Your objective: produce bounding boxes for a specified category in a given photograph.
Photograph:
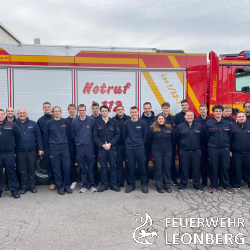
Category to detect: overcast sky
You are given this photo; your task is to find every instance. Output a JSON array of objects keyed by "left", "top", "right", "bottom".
[{"left": 1, "top": 0, "right": 249, "bottom": 55}]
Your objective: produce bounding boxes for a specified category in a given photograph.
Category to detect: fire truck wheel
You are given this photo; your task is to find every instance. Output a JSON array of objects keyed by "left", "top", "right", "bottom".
[{"left": 36, "top": 155, "right": 49, "bottom": 184}]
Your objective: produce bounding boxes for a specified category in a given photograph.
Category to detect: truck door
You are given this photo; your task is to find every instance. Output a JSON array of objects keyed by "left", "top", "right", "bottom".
[
  {"left": 231, "top": 65, "right": 250, "bottom": 114},
  {"left": 221, "top": 65, "right": 233, "bottom": 107}
]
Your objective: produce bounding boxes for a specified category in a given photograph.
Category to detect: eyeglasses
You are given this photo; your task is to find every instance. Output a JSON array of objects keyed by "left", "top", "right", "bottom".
[{"left": 18, "top": 112, "right": 26, "bottom": 115}]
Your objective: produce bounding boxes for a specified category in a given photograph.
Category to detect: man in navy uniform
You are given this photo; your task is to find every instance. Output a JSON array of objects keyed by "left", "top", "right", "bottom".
[
  {"left": 175, "top": 99, "right": 195, "bottom": 126},
  {"left": 140, "top": 102, "right": 155, "bottom": 180},
  {"left": 231, "top": 111, "right": 250, "bottom": 191},
  {"left": 93, "top": 105, "right": 120, "bottom": 192},
  {"left": 0, "top": 109, "right": 20, "bottom": 199},
  {"left": 91, "top": 102, "right": 102, "bottom": 185},
  {"left": 112, "top": 105, "right": 130, "bottom": 187},
  {"left": 195, "top": 104, "right": 212, "bottom": 187},
  {"left": 16, "top": 108, "right": 44, "bottom": 194},
  {"left": 123, "top": 106, "right": 148, "bottom": 193},
  {"left": 175, "top": 110, "right": 204, "bottom": 192},
  {"left": 222, "top": 105, "right": 236, "bottom": 123},
  {"left": 161, "top": 102, "right": 179, "bottom": 186},
  {"left": 72, "top": 104, "right": 96, "bottom": 193},
  {"left": 204, "top": 104, "right": 235, "bottom": 194},
  {"left": 66, "top": 104, "right": 77, "bottom": 190},
  {"left": 243, "top": 102, "right": 250, "bottom": 122},
  {"left": 37, "top": 102, "right": 55, "bottom": 190}
]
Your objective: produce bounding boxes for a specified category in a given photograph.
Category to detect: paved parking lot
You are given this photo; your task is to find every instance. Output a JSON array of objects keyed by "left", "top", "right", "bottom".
[{"left": 1, "top": 171, "right": 250, "bottom": 250}]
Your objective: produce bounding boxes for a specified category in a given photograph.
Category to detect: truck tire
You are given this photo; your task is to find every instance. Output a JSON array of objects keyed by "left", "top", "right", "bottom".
[{"left": 36, "top": 155, "right": 49, "bottom": 184}]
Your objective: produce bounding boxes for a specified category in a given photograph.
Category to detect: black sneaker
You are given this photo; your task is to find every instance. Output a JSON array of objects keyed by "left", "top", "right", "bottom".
[
  {"left": 57, "top": 189, "right": 65, "bottom": 195},
  {"left": 12, "top": 193, "right": 20, "bottom": 199},
  {"left": 98, "top": 186, "right": 108, "bottom": 192},
  {"left": 125, "top": 185, "right": 136, "bottom": 193},
  {"left": 29, "top": 187, "right": 37, "bottom": 193},
  {"left": 65, "top": 189, "right": 73, "bottom": 194},
  {"left": 172, "top": 180, "right": 179, "bottom": 186},
  {"left": 165, "top": 188, "right": 172, "bottom": 193},
  {"left": 142, "top": 186, "right": 148, "bottom": 194},
  {"left": 178, "top": 187, "right": 185, "bottom": 192},
  {"left": 110, "top": 186, "right": 121, "bottom": 192},
  {"left": 20, "top": 188, "right": 28, "bottom": 194},
  {"left": 157, "top": 189, "right": 164, "bottom": 193}
]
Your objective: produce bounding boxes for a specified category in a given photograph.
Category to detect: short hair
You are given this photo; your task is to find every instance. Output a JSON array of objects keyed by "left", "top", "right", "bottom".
[
  {"left": 43, "top": 102, "right": 51, "bottom": 107},
  {"left": 236, "top": 111, "right": 246, "bottom": 117},
  {"left": 185, "top": 110, "right": 194, "bottom": 115},
  {"left": 78, "top": 104, "right": 86, "bottom": 110},
  {"left": 0, "top": 109, "right": 5, "bottom": 114},
  {"left": 212, "top": 104, "right": 224, "bottom": 112},
  {"left": 199, "top": 104, "right": 207, "bottom": 109},
  {"left": 100, "top": 105, "right": 109, "bottom": 112},
  {"left": 6, "top": 107, "right": 14, "bottom": 112},
  {"left": 116, "top": 105, "right": 124, "bottom": 109},
  {"left": 223, "top": 105, "right": 231, "bottom": 110},
  {"left": 68, "top": 104, "right": 76, "bottom": 110},
  {"left": 243, "top": 102, "right": 250, "bottom": 108},
  {"left": 92, "top": 102, "right": 99, "bottom": 108},
  {"left": 52, "top": 106, "right": 61, "bottom": 112},
  {"left": 130, "top": 106, "right": 138, "bottom": 111},
  {"left": 161, "top": 102, "right": 170, "bottom": 108},
  {"left": 181, "top": 99, "right": 189, "bottom": 105},
  {"left": 143, "top": 102, "right": 152, "bottom": 107}
]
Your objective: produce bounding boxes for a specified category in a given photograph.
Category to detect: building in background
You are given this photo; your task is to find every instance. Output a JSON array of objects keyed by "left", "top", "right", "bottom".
[{"left": 0, "top": 22, "right": 23, "bottom": 44}]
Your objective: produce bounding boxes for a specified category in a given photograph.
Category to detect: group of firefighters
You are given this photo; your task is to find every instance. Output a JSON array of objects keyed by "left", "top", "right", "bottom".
[{"left": 0, "top": 99, "right": 250, "bottom": 199}]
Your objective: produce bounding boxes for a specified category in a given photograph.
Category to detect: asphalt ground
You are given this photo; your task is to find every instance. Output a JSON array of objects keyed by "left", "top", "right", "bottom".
[{"left": 1, "top": 167, "right": 250, "bottom": 250}]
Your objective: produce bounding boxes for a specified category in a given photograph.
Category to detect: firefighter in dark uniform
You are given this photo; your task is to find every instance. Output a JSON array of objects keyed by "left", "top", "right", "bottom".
[
  {"left": 37, "top": 102, "right": 55, "bottom": 190},
  {"left": 139, "top": 102, "right": 155, "bottom": 181},
  {"left": 45, "top": 106, "right": 72, "bottom": 195},
  {"left": 93, "top": 105, "right": 120, "bottom": 192},
  {"left": 243, "top": 102, "right": 250, "bottom": 122},
  {"left": 175, "top": 110, "right": 203, "bottom": 192},
  {"left": 222, "top": 105, "right": 236, "bottom": 123},
  {"left": 195, "top": 104, "right": 213, "bottom": 187},
  {"left": 161, "top": 102, "right": 179, "bottom": 186},
  {"left": 66, "top": 104, "right": 77, "bottom": 190},
  {"left": 91, "top": 102, "right": 102, "bottom": 186},
  {"left": 112, "top": 105, "right": 130, "bottom": 187},
  {"left": 231, "top": 111, "right": 250, "bottom": 191},
  {"left": 71, "top": 104, "right": 96, "bottom": 193},
  {"left": 148, "top": 113, "right": 174, "bottom": 193},
  {"left": 123, "top": 106, "right": 148, "bottom": 193},
  {"left": 204, "top": 104, "right": 235, "bottom": 194},
  {"left": 0, "top": 109, "right": 20, "bottom": 199}
]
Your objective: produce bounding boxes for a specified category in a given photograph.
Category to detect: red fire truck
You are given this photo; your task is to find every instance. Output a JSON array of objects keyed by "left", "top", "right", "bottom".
[{"left": 0, "top": 44, "right": 249, "bottom": 181}]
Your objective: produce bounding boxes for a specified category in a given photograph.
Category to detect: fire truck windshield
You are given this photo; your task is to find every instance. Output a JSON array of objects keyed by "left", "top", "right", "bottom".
[{"left": 235, "top": 69, "right": 250, "bottom": 94}]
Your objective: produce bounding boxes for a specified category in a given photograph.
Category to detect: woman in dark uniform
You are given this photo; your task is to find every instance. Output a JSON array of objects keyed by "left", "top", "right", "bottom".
[
  {"left": 148, "top": 113, "right": 174, "bottom": 193},
  {"left": 45, "top": 106, "right": 72, "bottom": 195}
]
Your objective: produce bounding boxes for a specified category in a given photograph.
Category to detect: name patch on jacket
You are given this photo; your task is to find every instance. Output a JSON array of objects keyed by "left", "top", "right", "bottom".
[
  {"left": 61, "top": 125, "right": 67, "bottom": 128},
  {"left": 28, "top": 126, "right": 33, "bottom": 129},
  {"left": 3, "top": 126, "right": 13, "bottom": 129},
  {"left": 223, "top": 127, "right": 229, "bottom": 131},
  {"left": 109, "top": 127, "right": 114, "bottom": 130},
  {"left": 136, "top": 126, "right": 141, "bottom": 129}
]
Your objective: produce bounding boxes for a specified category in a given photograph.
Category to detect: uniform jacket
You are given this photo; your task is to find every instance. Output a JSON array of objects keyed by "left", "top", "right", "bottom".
[
  {"left": 204, "top": 118, "right": 231, "bottom": 149},
  {"left": 112, "top": 114, "right": 130, "bottom": 145},
  {"left": 231, "top": 122, "right": 250, "bottom": 152},
  {"left": 148, "top": 125, "right": 174, "bottom": 153},
  {"left": 45, "top": 118, "right": 70, "bottom": 147},
  {"left": 93, "top": 118, "right": 120, "bottom": 148},
  {"left": 0, "top": 120, "right": 20, "bottom": 154},
  {"left": 16, "top": 118, "right": 43, "bottom": 152},
  {"left": 71, "top": 116, "right": 95, "bottom": 147},
  {"left": 175, "top": 121, "right": 202, "bottom": 151}
]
